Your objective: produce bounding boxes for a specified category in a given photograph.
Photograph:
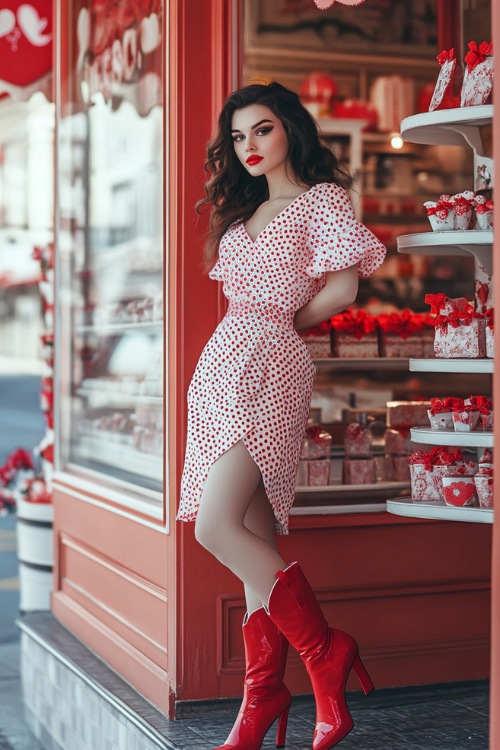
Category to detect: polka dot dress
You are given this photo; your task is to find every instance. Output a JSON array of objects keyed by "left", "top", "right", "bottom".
[{"left": 177, "top": 182, "right": 386, "bottom": 534}]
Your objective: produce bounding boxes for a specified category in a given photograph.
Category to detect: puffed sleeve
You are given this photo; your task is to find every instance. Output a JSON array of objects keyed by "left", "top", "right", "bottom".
[
  {"left": 208, "top": 257, "right": 223, "bottom": 281},
  {"left": 305, "top": 182, "right": 386, "bottom": 279}
]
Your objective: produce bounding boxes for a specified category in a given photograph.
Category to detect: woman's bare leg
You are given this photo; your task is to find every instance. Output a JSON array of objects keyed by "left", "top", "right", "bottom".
[
  {"left": 195, "top": 440, "right": 286, "bottom": 605},
  {"left": 243, "top": 480, "right": 280, "bottom": 614}
]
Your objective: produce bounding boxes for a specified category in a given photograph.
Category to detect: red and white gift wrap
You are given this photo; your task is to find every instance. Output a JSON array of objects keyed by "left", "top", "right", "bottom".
[
  {"left": 474, "top": 472, "right": 493, "bottom": 509},
  {"left": 429, "top": 48, "right": 457, "bottom": 112},
  {"left": 424, "top": 196, "right": 454, "bottom": 231},
  {"left": 392, "top": 456, "right": 410, "bottom": 482},
  {"left": 475, "top": 195, "right": 494, "bottom": 231},
  {"left": 409, "top": 448, "right": 464, "bottom": 502},
  {"left": 386, "top": 401, "right": 431, "bottom": 428},
  {"left": 452, "top": 406, "right": 480, "bottom": 432},
  {"left": 297, "top": 458, "right": 331, "bottom": 487},
  {"left": 432, "top": 307, "right": 486, "bottom": 358},
  {"left": 467, "top": 395, "right": 493, "bottom": 431},
  {"left": 484, "top": 309, "right": 494, "bottom": 358},
  {"left": 330, "top": 310, "right": 378, "bottom": 358},
  {"left": 300, "top": 322, "right": 331, "bottom": 358},
  {"left": 384, "top": 427, "right": 411, "bottom": 455},
  {"left": 343, "top": 458, "right": 375, "bottom": 485},
  {"left": 460, "top": 41, "right": 494, "bottom": 107},
  {"left": 441, "top": 474, "right": 477, "bottom": 507},
  {"left": 451, "top": 192, "right": 475, "bottom": 230},
  {"left": 300, "top": 425, "right": 332, "bottom": 459},
  {"left": 344, "top": 421, "right": 372, "bottom": 458},
  {"left": 374, "top": 456, "right": 394, "bottom": 482},
  {"left": 427, "top": 397, "right": 464, "bottom": 430},
  {"left": 378, "top": 310, "right": 423, "bottom": 358}
]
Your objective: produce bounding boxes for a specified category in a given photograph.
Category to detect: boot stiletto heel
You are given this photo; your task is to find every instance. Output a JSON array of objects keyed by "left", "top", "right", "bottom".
[
  {"left": 352, "top": 651, "right": 374, "bottom": 696},
  {"left": 275, "top": 706, "right": 289, "bottom": 748}
]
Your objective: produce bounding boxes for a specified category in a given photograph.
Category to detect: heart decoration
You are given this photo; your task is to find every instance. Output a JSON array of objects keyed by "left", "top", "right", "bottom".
[
  {"left": 0, "top": 1, "right": 52, "bottom": 88},
  {"left": 442, "top": 481, "right": 476, "bottom": 507}
]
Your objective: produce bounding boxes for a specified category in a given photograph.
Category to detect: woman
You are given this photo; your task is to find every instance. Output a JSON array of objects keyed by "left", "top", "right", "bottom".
[{"left": 177, "top": 82, "right": 386, "bottom": 750}]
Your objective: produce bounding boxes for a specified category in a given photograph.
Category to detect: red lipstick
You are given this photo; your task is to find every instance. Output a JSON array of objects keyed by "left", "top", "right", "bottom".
[{"left": 246, "top": 155, "right": 263, "bottom": 165}]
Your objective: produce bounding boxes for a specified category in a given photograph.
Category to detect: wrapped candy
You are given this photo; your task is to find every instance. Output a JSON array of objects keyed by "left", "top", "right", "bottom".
[
  {"left": 452, "top": 405, "right": 480, "bottom": 432},
  {"left": 386, "top": 401, "right": 431, "bottom": 427},
  {"left": 427, "top": 397, "right": 464, "bottom": 430},
  {"left": 461, "top": 41, "right": 494, "bottom": 107},
  {"left": 424, "top": 195, "right": 454, "bottom": 231},
  {"left": 450, "top": 191, "right": 476, "bottom": 230},
  {"left": 378, "top": 310, "right": 423, "bottom": 358},
  {"left": 300, "top": 321, "right": 331, "bottom": 358},
  {"left": 467, "top": 395, "right": 493, "bottom": 431},
  {"left": 330, "top": 310, "right": 378, "bottom": 358},
  {"left": 429, "top": 48, "right": 457, "bottom": 112},
  {"left": 343, "top": 458, "right": 375, "bottom": 485},
  {"left": 475, "top": 195, "right": 494, "bottom": 231},
  {"left": 344, "top": 421, "right": 372, "bottom": 458},
  {"left": 409, "top": 447, "right": 463, "bottom": 502}
]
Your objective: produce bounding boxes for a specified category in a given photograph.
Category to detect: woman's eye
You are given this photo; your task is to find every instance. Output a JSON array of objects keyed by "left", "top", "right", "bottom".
[
  {"left": 256, "top": 127, "right": 272, "bottom": 136},
  {"left": 232, "top": 134, "right": 244, "bottom": 142}
]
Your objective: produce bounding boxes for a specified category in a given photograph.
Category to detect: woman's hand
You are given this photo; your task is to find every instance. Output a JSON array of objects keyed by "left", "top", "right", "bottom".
[{"left": 294, "top": 265, "right": 359, "bottom": 332}]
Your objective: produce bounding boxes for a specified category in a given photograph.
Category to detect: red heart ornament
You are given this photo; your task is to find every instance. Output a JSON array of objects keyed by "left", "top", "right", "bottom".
[
  {"left": 0, "top": 1, "right": 52, "bottom": 87},
  {"left": 442, "top": 481, "right": 476, "bottom": 507}
]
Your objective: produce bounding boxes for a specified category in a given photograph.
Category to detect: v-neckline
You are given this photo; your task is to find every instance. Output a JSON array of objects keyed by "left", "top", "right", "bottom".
[{"left": 242, "top": 184, "right": 317, "bottom": 244}]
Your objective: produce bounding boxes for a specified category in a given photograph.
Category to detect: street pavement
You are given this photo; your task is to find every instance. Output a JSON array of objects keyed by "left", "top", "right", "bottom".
[{"left": 0, "top": 373, "right": 45, "bottom": 750}]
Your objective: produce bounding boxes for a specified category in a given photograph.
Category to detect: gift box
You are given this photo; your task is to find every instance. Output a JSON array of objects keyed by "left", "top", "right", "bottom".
[
  {"left": 410, "top": 462, "right": 437, "bottom": 502},
  {"left": 475, "top": 196, "right": 494, "bottom": 231},
  {"left": 441, "top": 474, "right": 477, "bottom": 507},
  {"left": 409, "top": 448, "right": 464, "bottom": 502},
  {"left": 343, "top": 458, "right": 375, "bottom": 485},
  {"left": 384, "top": 427, "right": 411, "bottom": 455},
  {"left": 429, "top": 48, "right": 457, "bottom": 111},
  {"left": 474, "top": 473, "right": 494, "bottom": 508},
  {"left": 386, "top": 401, "right": 431, "bottom": 427},
  {"left": 299, "top": 322, "right": 331, "bottom": 358},
  {"left": 451, "top": 191, "right": 476, "bottom": 230},
  {"left": 374, "top": 456, "right": 394, "bottom": 482},
  {"left": 460, "top": 41, "right": 493, "bottom": 107},
  {"left": 433, "top": 311, "right": 486, "bottom": 358},
  {"left": 378, "top": 310, "right": 423, "bottom": 358},
  {"left": 344, "top": 421, "right": 372, "bottom": 458},
  {"left": 467, "top": 395, "right": 493, "bottom": 431},
  {"left": 296, "top": 458, "right": 331, "bottom": 487},
  {"left": 427, "top": 397, "right": 464, "bottom": 430},
  {"left": 300, "top": 425, "right": 332, "bottom": 459},
  {"left": 484, "top": 309, "right": 494, "bottom": 358},
  {"left": 452, "top": 407, "right": 480, "bottom": 432},
  {"left": 424, "top": 196, "right": 454, "bottom": 231},
  {"left": 392, "top": 456, "right": 410, "bottom": 482},
  {"left": 330, "top": 310, "right": 378, "bottom": 358}
]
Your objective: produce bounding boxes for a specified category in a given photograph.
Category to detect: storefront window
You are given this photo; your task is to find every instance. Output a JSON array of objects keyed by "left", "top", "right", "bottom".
[{"left": 56, "top": 1, "right": 165, "bottom": 511}]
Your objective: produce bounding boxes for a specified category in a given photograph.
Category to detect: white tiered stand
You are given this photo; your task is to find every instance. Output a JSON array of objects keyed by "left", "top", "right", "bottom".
[{"left": 386, "top": 106, "right": 494, "bottom": 526}]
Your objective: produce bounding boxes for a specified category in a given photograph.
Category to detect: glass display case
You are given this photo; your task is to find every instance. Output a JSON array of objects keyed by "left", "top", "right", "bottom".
[{"left": 56, "top": 1, "right": 165, "bottom": 510}]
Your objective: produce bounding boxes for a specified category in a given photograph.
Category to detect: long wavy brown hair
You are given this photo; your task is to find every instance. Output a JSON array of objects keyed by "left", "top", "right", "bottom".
[{"left": 197, "top": 81, "right": 352, "bottom": 271}]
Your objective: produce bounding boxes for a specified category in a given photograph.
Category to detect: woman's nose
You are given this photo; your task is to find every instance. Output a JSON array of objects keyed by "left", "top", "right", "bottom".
[{"left": 245, "top": 137, "right": 256, "bottom": 152}]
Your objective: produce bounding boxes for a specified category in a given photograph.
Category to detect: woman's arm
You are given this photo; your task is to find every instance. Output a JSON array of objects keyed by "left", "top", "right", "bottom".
[{"left": 294, "top": 265, "right": 359, "bottom": 332}]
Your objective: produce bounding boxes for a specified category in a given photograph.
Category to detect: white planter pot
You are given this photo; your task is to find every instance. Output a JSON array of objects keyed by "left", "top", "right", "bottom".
[{"left": 18, "top": 562, "right": 53, "bottom": 612}]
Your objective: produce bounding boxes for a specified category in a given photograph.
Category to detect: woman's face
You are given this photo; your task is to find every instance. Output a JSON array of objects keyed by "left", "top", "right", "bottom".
[{"left": 231, "top": 104, "right": 289, "bottom": 178}]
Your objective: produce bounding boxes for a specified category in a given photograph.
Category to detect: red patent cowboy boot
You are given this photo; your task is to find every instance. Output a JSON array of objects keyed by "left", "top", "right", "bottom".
[
  {"left": 266, "top": 562, "right": 374, "bottom": 750},
  {"left": 214, "top": 606, "right": 291, "bottom": 750}
]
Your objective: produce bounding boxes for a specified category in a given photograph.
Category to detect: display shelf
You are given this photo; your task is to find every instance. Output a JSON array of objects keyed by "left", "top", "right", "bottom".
[
  {"left": 78, "top": 436, "right": 163, "bottom": 482},
  {"left": 397, "top": 231, "right": 493, "bottom": 275},
  {"left": 313, "top": 357, "right": 409, "bottom": 371},
  {"left": 296, "top": 481, "right": 409, "bottom": 495},
  {"left": 77, "top": 321, "right": 163, "bottom": 334},
  {"left": 400, "top": 106, "right": 493, "bottom": 153},
  {"left": 410, "top": 426, "right": 493, "bottom": 448},
  {"left": 409, "top": 358, "right": 494, "bottom": 373},
  {"left": 386, "top": 497, "right": 493, "bottom": 524},
  {"left": 77, "top": 388, "right": 162, "bottom": 405}
]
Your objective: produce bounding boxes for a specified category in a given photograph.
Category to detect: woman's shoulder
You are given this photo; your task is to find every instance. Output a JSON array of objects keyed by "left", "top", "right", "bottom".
[{"left": 308, "top": 181, "right": 349, "bottom": 201}]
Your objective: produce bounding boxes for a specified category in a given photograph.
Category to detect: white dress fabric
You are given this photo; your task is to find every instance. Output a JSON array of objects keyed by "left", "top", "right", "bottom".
[{"left": 177, "top": 182, "right": 386, "bottom": 534}]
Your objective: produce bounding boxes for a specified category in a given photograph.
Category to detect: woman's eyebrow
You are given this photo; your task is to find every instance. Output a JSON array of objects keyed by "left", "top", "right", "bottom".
[{"left": 231, "top": 119, "right": 274, "bottom": 133}]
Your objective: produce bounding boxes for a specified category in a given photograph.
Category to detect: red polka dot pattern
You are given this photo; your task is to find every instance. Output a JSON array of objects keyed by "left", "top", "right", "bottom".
[{"left": 177, "top": 182, "right": 386, "bottom": 534}]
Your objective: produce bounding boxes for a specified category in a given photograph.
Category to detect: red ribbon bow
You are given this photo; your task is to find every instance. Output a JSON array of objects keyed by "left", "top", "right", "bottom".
[
  {"left": 468, "top": 395, "right": 492, "bottom": 414},
  {"left": 476, "top": 200, "right": 494, "bottom": 214},
  {"left": 429, "top": 397, "right": 464, "bottom": 415},
  {"left": 425, "top": 293, "right": 447, "bottom": 315},
  {"left": 435, "top": 304, "right": 477, "bottom": 330},
  {"left": 465, "top": 41, "right": 493, "bottom": 71},
  {"left": 378, "top": 310, "right": 422, "bottom": 338},
  {"left": 330, "top": 309, "right": 376, "bottom": 339},
  {"left": 437, "top": 48, "right": 455, "bottom": 65},
  {"left": 305, "top": 425, "right": 331, "bottom": 444}
]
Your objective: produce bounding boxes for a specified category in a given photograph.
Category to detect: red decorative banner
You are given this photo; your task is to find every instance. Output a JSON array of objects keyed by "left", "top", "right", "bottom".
[{"left": 0, "top": 1, "right": 52, "bottom": 97}]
